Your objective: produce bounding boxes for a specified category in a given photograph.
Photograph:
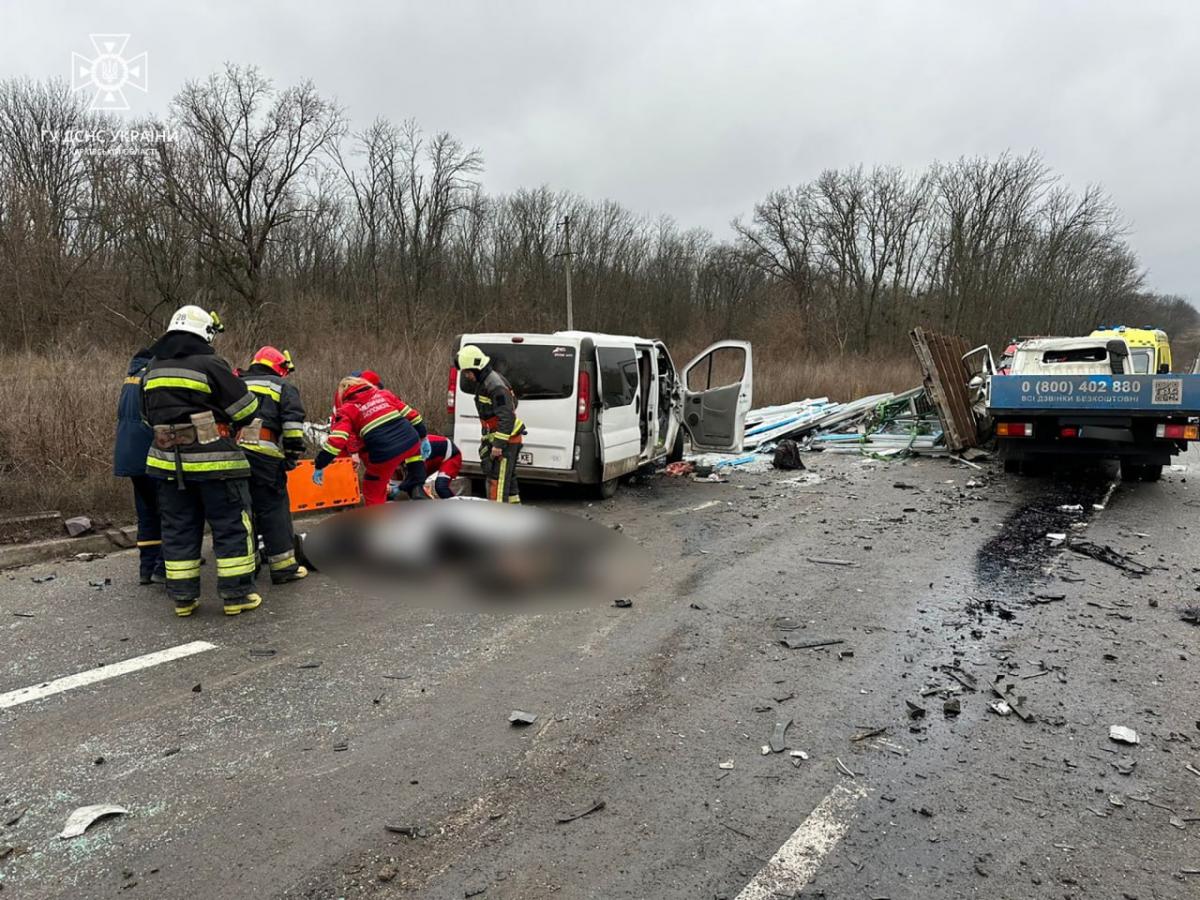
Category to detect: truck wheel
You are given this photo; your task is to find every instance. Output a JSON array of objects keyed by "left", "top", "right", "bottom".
[
  {"left": 667, "top": 432, "right": 685, "bottom": 464},
  {"left": 1003, "top": 459, "right": 1021, "bottom": 475},
  {"left": 1119, "top": 460, "right": 1144, "bottom": 482},
  {"left": 1141, "top": 464, "right": 1163, "bottom": 482},
  {"left": 597, "top": 477, "right": 620, "bottom": 500}
]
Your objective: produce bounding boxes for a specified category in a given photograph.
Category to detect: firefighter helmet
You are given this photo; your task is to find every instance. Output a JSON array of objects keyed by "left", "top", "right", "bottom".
[
  {"left": 456, "top": 344, "right": 490, "bottom": 371},
  {"left": 252, "top": 346, "right": 295, "bottom": 377},
  {"left": 168, "top": 305, "right": 224, "bottom": 343}
]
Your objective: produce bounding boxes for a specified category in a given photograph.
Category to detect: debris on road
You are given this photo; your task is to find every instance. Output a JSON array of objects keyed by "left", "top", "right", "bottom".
[
  {"left": 906, "top": 700, "right": 927, "bottom": 719},
  {"left": 664, "top": 461, "right": 693, "bottom": 477},
  {"left": 612, "top": 597, "right": 633, "bottom": 608},
  {"left": 88, "top": 577, "right": 111, "bottom": 589},
  {"left": 508, "top": 710, "right": 538, "bottom": 727},
  {"left": 555, "top": 799, "right": 605, "bottom": 824},
  {"left": 332, "top": 740, "right": 349, "bottom": 752},
  {"left": 1181, "top": 606, "right": 1200, "bottom": 626},
  {"left": 771, "top": 440, "right": 805, "bottom": 470},
  {"left": 464, "top": 874, "right": 489, "bottom": 897},
  {"left": 384, "top": 824, "right": 430, "bottom": 838},
  {"left": 58, "top": 804, "right": 128, "bottom": 839},
  {"left": 779, "top": 637, "right": 844, "bottom": 650},
  {"left": 989, "top": 700, "right": 1013, "bottom": 717},
  {"left": 807, "top": 557, "right": 855, "bottom": 567},
  {"left": 4, "top": 806, "right": 27, "bottom": 827},
  {"left": 768, "top": 718, "right": 792, "bottom": 753},
  {"left": 943, "top": 698, "right": 961, "bottom": 716},
  {"left": 718, "top": 760, "right": 735, "bottom": 770},
  {"left": 835, "top": 757, "right": 857, "bottom": 778},
  {"left": 1068, "top": 540, "right": 1152, "bottom": 576},
  {"left": 1109, "top": 726, "right": 1140, "bottom": 745},
  {"left": 30, "top": 573, "right": 56, "bottom": 584}
]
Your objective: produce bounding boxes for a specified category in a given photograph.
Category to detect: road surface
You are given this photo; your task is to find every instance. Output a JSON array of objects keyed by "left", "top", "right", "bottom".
[{"left": 2, "top": 449, "right": 1198, "bottom": 899}]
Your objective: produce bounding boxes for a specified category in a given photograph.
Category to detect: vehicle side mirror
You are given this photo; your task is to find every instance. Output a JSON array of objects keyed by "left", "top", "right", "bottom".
[{"left": 1107, "top": 340, "right": 1128, "bottom": 375}]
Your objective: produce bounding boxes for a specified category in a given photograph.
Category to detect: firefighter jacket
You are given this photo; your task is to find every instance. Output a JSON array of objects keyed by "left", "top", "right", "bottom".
[
  {"left": 238, "top": 363, "right": 307, "bottom": 461},
  {"left": 469, "top": 367, "right": 525, "bottom": 445},
  {"left": 315, "top": 384, "right": 422, "bottom": 470},
  {"left": 114, "top": 349, "right": 154, "bottom": 477},
  {"left": 141, "top": 332, "right": 259, "bottom": 480}
]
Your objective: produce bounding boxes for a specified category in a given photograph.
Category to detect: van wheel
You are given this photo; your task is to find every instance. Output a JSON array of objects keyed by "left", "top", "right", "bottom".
[
  {"left": 597, "top": 478, "right": 620, "bottom": 500},
  {"left": 667, "top": 432, "right": 684, "bottom": 464}
]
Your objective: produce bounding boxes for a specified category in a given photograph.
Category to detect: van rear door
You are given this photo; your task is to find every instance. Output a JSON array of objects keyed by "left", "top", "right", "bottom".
[
  {"left": 595, "top": 342, "right": 642, "bottom": 480},
  {"left": 680, "top": 340, "right": 753, "bottom": 452},
  {"left": 453, "top": 338, "right": 578, "bottom": 470}
]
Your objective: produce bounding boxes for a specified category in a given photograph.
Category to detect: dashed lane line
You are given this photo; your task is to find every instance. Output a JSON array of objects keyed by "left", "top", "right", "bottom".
[
  {"left": 0, "top": 640, "right": 217, "bottom": 710},
  {"left": 734, "top": 780, "right": 869, "bottom": 900}
]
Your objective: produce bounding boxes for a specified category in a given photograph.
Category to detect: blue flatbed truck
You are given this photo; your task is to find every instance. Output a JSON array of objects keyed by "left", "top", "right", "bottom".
[{"left": 988, "top": 372, "right": 1200, "bottom": 480}]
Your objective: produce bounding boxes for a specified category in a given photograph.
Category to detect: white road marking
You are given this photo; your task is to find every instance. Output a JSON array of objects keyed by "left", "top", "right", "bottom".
[
  {"left": 734, "top": 781, "right": 868, "bottom": 900},
  {"left": 0, "top": 640, "right": 216, "bottom": 710}
]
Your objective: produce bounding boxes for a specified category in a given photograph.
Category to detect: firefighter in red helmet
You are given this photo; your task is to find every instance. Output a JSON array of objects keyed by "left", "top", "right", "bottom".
[{"left": 238, "top": 346, "right": 307, "bottom": 584}]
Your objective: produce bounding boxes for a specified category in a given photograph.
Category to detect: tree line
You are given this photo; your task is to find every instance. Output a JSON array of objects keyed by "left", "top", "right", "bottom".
[{"left": 0, "top": 65, "right": 1194, "bottom": 360}]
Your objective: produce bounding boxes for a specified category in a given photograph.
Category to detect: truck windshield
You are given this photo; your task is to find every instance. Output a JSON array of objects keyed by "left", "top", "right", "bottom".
[
  {"left": 1128, "top": 349, "right": 1153, "bottom": 374},
  {"left": 476, "top": 343, "right": 577, "bottom": 400}
]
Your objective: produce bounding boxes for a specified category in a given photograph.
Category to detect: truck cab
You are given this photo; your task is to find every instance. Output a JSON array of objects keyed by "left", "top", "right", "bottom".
[
  {"left": 1089, "top": 326, "right": 1172, "bottom": 374},
  {"left": 450, "top": 333, "right": 753, "bottom": 497}
]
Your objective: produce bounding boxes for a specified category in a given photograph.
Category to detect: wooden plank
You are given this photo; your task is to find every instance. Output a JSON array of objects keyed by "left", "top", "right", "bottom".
[{"left": 910, "top": 327, "right": 978, "bottom": 451}]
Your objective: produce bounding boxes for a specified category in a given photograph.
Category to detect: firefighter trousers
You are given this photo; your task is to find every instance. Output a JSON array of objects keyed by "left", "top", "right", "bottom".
[
  {"left": 156, "top": 477, "right": 256, "bottom": 604},
  {"left": 130, "top": 475, "right": 163, "bottom": 580},
  {"left": 485, "top": 441, "right": 522, "bottom": 504},
  {"left": 246, "top": 452, "right": 300, "bottom": 582}
]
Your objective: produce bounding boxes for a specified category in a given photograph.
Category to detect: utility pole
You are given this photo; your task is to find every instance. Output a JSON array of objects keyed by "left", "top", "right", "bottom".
[{"left": 558, "top": 215, "right": 574, "bottom": 330}]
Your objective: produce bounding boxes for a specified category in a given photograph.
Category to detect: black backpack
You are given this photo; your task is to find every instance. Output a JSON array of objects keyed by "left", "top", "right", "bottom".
[{"left": 772, "top": 439, "right": 805, "bottom": 470}]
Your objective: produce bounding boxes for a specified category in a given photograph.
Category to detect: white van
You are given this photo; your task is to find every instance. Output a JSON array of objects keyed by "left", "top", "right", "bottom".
[{"left": 450, "top": 332, "right": 753, "bottom": 497}]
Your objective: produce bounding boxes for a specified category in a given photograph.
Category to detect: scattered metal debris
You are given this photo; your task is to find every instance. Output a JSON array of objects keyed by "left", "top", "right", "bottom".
[
  {"left": 768, "top": 718, "right": 792, "bottom": 753},
  {"left": 779, "top": 637, "right": 844, "bottom": 650},
  {"left": 59, "top": 804, "right": 128, "bottom": 839},
  {"left": 1068, "top": 540, "right": 1152, "bottom": 576},
  {"left": 30, "top": 573, "right": 56, "bottom": 584},
  {"left": 612, "top": 597, "right": 633, "bottom": 608},
  {"left": 555, "top": 800, "right": 605, "bottom": 824},
  {"left": 1181, "top": 607, "right": 1200, "bottom": 626},
  {"left": 1109, "top": 726, "right": 1140, "bottom": 745}
]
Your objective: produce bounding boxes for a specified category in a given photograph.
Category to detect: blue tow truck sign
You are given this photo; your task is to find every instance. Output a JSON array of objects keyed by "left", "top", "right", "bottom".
[{"left": 989, "top": 374, "right": 1200, "bottom": 413}]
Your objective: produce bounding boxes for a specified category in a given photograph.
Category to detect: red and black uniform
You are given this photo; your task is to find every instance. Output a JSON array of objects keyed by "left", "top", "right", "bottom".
[
  {"left": 316, "top": 382, "right": 427, "bottom": 505},
  {"left": 464, "top": 366, "right": 525, "bottom": 503},
  {"left": 393, "top": 435, "right": 462, "bottom": 499},
  {"left": 344, "top": 370, "right": 426, "bottom": 458},
  {"left": 238, "top": 363, "right": 306, "bottom": 582}
]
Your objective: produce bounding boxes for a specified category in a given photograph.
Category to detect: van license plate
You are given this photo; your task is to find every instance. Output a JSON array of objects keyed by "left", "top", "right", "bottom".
[{"left": 518, "top": 451, "right": 533, "bottom": 466}]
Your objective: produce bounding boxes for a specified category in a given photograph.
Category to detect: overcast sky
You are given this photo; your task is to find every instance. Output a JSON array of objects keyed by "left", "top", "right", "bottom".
[{"left": 4, "top": 1, "right": 1197, "bottom": 300}]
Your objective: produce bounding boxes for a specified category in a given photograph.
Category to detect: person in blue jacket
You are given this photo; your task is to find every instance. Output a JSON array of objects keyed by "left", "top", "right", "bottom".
[{"left": 114, "top": 347, "right": 164, "bottom": 584}]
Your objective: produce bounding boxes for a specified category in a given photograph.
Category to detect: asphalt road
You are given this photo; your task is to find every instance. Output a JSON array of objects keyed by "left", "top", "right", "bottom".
[{"left": 1, "top": 448, "right": 1198, "bottom": 900}]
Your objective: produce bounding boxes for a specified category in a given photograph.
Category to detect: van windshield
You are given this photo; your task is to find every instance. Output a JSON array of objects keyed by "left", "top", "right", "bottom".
[{"left": 476, "top": 343, "right": 577, "bottom": 400}]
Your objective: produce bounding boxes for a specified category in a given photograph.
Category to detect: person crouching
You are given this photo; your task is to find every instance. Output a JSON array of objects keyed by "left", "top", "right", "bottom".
[{"left": 312, "top": 376, "right": 427, "bottom": 504}]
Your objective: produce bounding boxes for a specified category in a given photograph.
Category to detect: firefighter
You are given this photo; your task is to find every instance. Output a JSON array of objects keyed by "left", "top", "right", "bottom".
[
  {"left": 389, "top": 434, "right": 463, "bottom": 499},
  {"left": 238, "top": 346, "right": 308, "bottom": 584},
  {"left": 454, "top": 345, "right": 525, "bottom": 503},
  {"left": 313, "top": 376, "right": 428, "bottom": 505},
  {"left": 350, "top": 369, "right": 431, "bottom": 459},
  {"left": 114, "top": 346, "right": 163, "bottom": 584},
  {"left": 141, "top": 305, "right": 262, "bottom": 617}
]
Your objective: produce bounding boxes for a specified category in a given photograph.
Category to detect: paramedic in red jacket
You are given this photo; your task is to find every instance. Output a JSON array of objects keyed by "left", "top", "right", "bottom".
[
  {"left": 390, "top": 434, "right": 463, "bottom": 499},
  {"left": 312, "top": 376, "right": 427, "bottom": 505},
  {"left": 346, "top": 369, "right": 431, "bottom": 460}
]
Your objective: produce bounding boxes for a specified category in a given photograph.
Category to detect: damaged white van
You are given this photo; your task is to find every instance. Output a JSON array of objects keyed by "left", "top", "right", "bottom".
[{"left": 450, "top": 333, "right": 753, "bottom": 497}]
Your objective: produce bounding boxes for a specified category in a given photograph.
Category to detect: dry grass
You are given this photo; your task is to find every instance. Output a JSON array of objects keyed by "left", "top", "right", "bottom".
[{"left": 0, "top": 330, "right": 919, "bottom": 519}]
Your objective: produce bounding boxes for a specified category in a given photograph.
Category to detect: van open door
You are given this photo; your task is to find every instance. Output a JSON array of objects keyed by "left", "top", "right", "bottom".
[{"left": 680, "top": 341, "right": 753, "bottom": 452}]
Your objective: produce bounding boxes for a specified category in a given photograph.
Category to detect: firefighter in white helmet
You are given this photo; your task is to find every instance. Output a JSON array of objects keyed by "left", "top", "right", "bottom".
[
  {"left": 453, "top": 344, "right": 526, "bottom": 503},
  {"left": 140, "top": 305, "right": 264, "bottom": 617}
]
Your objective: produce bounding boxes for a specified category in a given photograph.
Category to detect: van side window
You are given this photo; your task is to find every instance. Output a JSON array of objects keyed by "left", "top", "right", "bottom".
[{"left": 597, "top": 347, "right": 638, "bottom": 407}]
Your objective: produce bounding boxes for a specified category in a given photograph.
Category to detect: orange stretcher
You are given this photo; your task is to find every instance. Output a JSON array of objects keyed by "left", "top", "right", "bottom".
[{"left": 287, "top": 458, "right": 362, "bottom": 512}]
